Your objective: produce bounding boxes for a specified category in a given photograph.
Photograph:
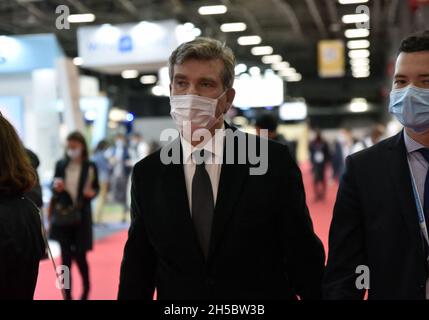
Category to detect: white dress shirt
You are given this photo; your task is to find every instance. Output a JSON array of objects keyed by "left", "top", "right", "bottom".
[{"left": 181, "top": 124, "right": 225, "bottom": 215}]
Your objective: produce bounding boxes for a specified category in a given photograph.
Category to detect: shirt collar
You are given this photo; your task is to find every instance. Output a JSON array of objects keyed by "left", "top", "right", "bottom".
[
  {"left": 181, "top": 123, "right": 225, "bottom": 164},
  {"left": 404, "top": 129, "right": 426, "bottom": 154}
]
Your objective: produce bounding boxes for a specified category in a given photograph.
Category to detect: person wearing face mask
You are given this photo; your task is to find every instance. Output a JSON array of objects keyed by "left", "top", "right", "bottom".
[
  {"left": 49, "top": 131, "right": 99, "bottom": 300},
  {"left": 118, "top": 37, "right": 325, "bottom": 300},
  {"left": 324, "top": 31, "right": 429, "bottom": 299}
]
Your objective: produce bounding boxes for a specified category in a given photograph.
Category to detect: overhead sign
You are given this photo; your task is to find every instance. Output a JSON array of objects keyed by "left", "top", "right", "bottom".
[
  {"left": 77, "top": 20, "right": 186, "bottom": 72},
  {"left": 318, "top": 40, "right": 345, "bottom": 78}
]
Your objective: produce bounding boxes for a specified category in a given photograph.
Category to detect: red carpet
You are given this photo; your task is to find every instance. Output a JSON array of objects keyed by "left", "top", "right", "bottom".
[
  {"left": 34, "top": 162, "right": 337, "bottom": 300},
  {"left": 34, "top": 230, "right": 128, "bottom": 300},
  {"left": 300, "top": 162, "right": 338, "bottom": 256}
]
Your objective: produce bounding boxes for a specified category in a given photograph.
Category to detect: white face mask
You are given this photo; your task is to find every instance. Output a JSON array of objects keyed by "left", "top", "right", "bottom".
[
  {"left": 170, "top": 91, "right": 228, "bottom": 141},
  {"left": 67, "top": 148, "right": 81, "bottom": 160}
]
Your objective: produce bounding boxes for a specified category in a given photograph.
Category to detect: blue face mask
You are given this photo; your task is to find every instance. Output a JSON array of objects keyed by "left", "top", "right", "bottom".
[{"left": 389, "top": 85, "right": 429, "bottom": 133}]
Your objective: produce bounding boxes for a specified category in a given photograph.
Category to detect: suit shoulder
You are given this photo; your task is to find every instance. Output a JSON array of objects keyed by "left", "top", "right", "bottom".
[
  {"left": 133, "top": 148, "right": 163, "bottom": 175},
  {"left": 348, "top": 134, "right": 397, "bottom": 164}
]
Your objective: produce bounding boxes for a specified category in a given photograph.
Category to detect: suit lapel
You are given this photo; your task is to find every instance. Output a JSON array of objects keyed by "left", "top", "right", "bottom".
[
  {"left": 388, "top": 131, "right": 425, "bottom": 257},
  {"left": 160, "top": 138, "right": 206, "bottom": 262}
]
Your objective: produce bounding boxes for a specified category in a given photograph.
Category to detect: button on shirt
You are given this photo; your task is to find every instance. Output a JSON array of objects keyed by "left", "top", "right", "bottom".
[
  {"left": 404, "top": 130, "right": 429, "bottom": 299},
  {"left": 181, "top": 125, "right": 225, "bottom": 214}
]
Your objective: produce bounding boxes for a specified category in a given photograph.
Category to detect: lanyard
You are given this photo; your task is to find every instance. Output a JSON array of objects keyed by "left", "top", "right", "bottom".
[{"left": 407, "top": 158, "right": 429, "bottom": 251}]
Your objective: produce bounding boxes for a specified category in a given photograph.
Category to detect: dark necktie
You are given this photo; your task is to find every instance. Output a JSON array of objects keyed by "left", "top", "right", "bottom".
[
  {"left": 192, "top": 150, "right": 214, "bottom": 259},
  {"left": 418, "top": 148, "right": 429, "bottom": 223}
]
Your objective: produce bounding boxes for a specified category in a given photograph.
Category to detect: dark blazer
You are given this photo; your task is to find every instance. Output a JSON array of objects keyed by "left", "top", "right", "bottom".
[
  {"left": 118, "top": 124, "right": 325, "bottom": 300},
  {"left": 0, "top": 195, "right": 45, "bottom": 299},
  {"left": 324, "top": 131, "right": 428, "bottom": 300},
  {"left": 49, "top": 158, "right": 99, "bottom": 252}
]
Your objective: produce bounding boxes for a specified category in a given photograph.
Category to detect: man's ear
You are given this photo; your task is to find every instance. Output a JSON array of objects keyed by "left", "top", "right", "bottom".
[{"left": 224, "top": 88, "right": 236, "bottom": 113}]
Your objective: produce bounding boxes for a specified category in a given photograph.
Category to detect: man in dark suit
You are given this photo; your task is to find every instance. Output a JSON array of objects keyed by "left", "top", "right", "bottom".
[
  {"left": 118, "top": 37, "right": 325, "bottom": 300},
  {"left": 324, "top": 31, "right": 429, "bottom": 299}
]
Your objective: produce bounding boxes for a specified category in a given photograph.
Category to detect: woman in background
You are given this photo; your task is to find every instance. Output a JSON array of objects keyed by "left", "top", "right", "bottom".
[
  {"left": 49, "top": 131, "right": 99, "bottom": 300},
  {"left": 0, "top": 112, "right": 45, "bottom": 299}
]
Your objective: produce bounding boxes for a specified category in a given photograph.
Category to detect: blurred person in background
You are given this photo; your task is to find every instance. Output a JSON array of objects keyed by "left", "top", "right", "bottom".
[
  {"left": 309, "top": 129, "right": 331, "bottom": 202},
  {"left": 351, "top": 124, "right": 386, "bottom": 154},
  {"left": 91, "top": 140, "right": 111, "bottom": 225},
  {"left": 324, "top": 30, "right": 429, "bottom": 299},
  {"left": 0, "top": 112, "right": 45, "bottom": 299},
  {"left": 255, "top": 113, "right": 298, "bottom": 163},
  {"left": 24, "top": 148, "right": 43, "bottom": 209},
  {"left": 126, "top": 133, "right": 151, "bottom": 211},
  {"left": 49, "top": 131, "right": 99, "bottom": 300},
  {"left": 331, "top": 128, "right": 353, "bottom": 181},
  {"left": 128, "top": 132, "right": 150, "bottom": 164},
  {"left": 106, "top": 133, "right": 132, "bottom": 223}
]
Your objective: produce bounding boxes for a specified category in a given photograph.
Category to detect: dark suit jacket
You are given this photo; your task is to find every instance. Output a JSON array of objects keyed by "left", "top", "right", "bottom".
[
  {"left": 118, "top": 124, "right": 325, "bottom": 300},
  {"left": 324, "top": 131, "right": 429, "bottom": 300},
  {"left": 49, "top": 158, "right": 99, "bottom": 252}
]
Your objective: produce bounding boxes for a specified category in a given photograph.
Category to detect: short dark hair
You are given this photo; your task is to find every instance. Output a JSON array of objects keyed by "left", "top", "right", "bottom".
[
  {"left": 169, "top": 37, "right": 236, "bottom": 89},
  {"left": 255, "top": 114, "right": 278, "bottom": 132},
  {"left": 399, "top": 30, "right": 429, "bottom": 53}
]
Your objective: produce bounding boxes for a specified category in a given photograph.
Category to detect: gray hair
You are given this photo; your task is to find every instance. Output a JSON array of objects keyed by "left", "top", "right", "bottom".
[{"left": 169, "top": 37, "right": 236, "bottom": 89}]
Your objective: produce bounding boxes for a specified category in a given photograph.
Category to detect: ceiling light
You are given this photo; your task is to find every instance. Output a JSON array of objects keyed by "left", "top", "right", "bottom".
[
  {"left": 237, "top": 35, "right": 261, "bottom": 46},
  {"left": 347, "top": 40, "right": 370, "bottom": 49},
  {"left": 350, "top": 98, "right": 369, "bottom": 112},
  {"left": 352, "top": 71, "right": 370, "bottom": 78},
  {"left": 249, "top": 66, "right": 261, "bottom": 76},
  {"left": 345, "top": 28, "right": 370, "bottom": 38},
  {"left": 183, "top": 22, "right": 194, "bottom": 29},
  {"left": 152, "top": 85, "right": 168, "bottom": 96},
  {"left": 73, "top": 57, "right": 83, "bottom": 66},
  {"left": 272, "top": 62, "right": 291, "bottom": 71},
  {"left": 278, "top": 68, "right": 297, "bottom": 76},
  {"left": 220, "top": 22, "right": 247, "bottom": 32},
  {"left": 235, "top": 63, "right": 247, "bottom": 74},
  {"left": 198, "top": 5, "right": 227, "bottom": 15},
  {"left": 140, "top": 75, "right": 157, "bottom": 84},
  {"left": 262, "top": 55, "right": 282, "bottom": 64},
  {"left": 352, "top": 65, "right": 370, "bottom": 73},
  {"left": 350, "top": 58, "right": 370, "bottom": 66},
  {"left": 67, "top": 13, "right": 95, "bottom": 23},
  {"left": 251, "top": 46, "right": 273, "bottom": 55},
  {"left": 342, "top": 13, "right": 370, "bottom": 24},
  {"left": 348, "top": 49, "right": 370, "bottom": 59},
  {"left": 339, "top": 0, "right": 368, "bottom": 4},
  {"left": 121, "top": 70, "right": 139, "bottom": 79},
  {"left": 285, "top": 74, "right": 302, "bottom": 82}
]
